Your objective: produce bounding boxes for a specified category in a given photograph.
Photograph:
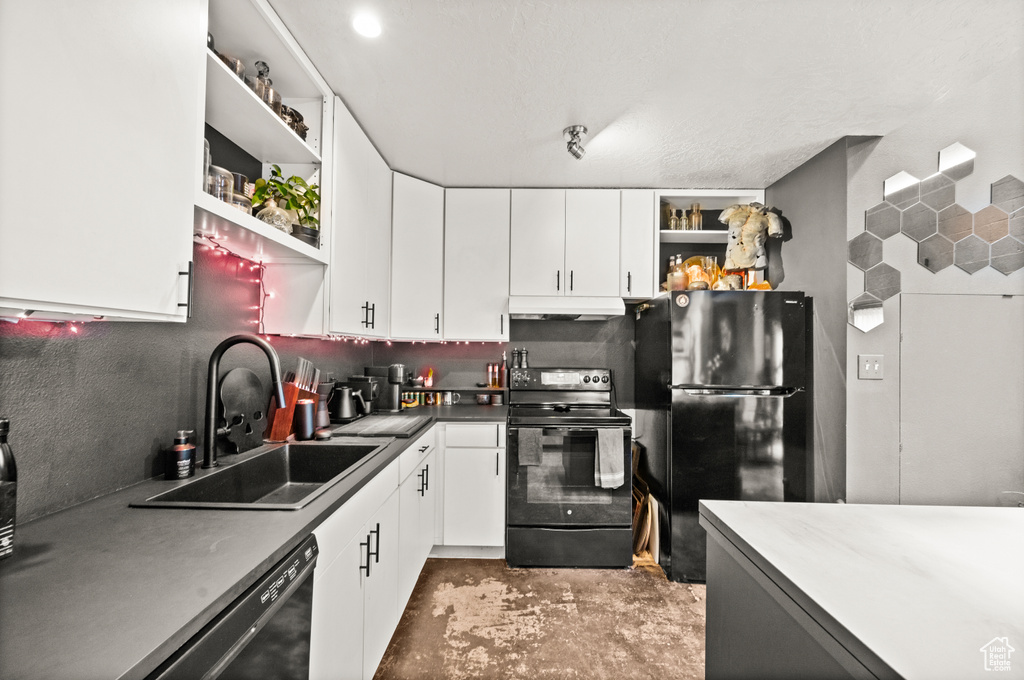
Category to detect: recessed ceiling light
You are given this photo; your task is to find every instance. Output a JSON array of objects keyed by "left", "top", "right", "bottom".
[{"left": 353, "top": 12, "right": 382, "bottom": 38}]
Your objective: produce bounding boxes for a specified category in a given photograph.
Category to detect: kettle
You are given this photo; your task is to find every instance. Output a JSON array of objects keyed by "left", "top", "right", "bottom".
[{"left": 331, "top": 385, "right": 369, "bottom": 422}]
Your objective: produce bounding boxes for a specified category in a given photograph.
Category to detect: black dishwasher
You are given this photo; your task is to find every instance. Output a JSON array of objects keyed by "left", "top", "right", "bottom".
[{"left": 148, "top": 534, "right": 318, "bottom": 680}]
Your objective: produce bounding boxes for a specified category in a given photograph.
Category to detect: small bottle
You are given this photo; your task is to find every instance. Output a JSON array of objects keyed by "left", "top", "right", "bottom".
[
  {"left": 689, "top": 203, "right": 702, "bottom": 230},
  {"left": 667, "top": 255, "right": 677, "bottom": 289},
  {"left": 669, "top": 210, "right": 679, "bottom": 230},
  {"left": 499, "top": 352, "right": 508, "bottom": 388},
  {"left": 165, "top": 430, "right": 196, "bottom": 480},
  {"left": 0, "top": 419, "right": 17, "bottom": 561}
]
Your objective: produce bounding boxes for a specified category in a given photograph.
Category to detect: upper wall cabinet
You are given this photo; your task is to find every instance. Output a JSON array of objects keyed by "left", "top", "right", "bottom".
[
  {"left": 329, "top": 98, "right": 392, "bottom": 338},
  {"left": 196, "top": 0, "right": 333, "bottom": 270},
  {"left": 0, "top": 0, "right": 205, "bottom": 322},
  {"left": 509, "top": 189, "right": 621, "bottom": 297},
  {"left": 390, "top": 174, "right": 445, "bottom": 340},
  {"left": 620, "top": 190, "right": 657, "bottom": 299},
  {"left": 444, "top": 189, "right": 510, "bottom": 341}
]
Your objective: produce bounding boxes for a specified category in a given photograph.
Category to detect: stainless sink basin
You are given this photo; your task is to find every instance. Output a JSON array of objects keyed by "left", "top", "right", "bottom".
[{"left": 131, "top": 442, "right": 387, "bottom": 510}]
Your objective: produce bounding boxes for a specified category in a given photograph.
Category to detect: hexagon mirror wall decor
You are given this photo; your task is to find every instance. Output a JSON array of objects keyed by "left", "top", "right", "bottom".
[{"left": 849, "top": 144, "right": 1024, "bottom": 332}]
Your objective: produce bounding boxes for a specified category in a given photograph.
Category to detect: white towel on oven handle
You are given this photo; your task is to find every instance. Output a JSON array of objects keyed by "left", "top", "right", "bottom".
[{"left": 594, "top": 427, "right": 624, "bottom": 489}]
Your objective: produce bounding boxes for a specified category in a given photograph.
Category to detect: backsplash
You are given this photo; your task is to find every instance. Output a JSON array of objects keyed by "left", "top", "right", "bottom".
[
  {"left": 0, "top": 247, "right": 371, "bottom": 522},
  {"left": 0, "top": 245, "right": 635, "bottom": 522}
]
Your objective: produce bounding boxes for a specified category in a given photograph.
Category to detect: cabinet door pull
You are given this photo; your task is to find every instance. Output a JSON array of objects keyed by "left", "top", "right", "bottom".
[
  {"left": 418, "top": 470, "right": 425, "bottom": 496},
  {"left": 424, "top": 463, "right": 430, "bottom": 491},
  {"left": 434, "top": 312, "right": 440, "bottom": 334},
  {"left": 627, "top": 271, "right": 632, "bottom": 294},
  {"left": 368, "top": 522, "right": 380, "bottom": 563},
  {"left": 500, "top": 314, "right": 503, "bottom": 335},
  {"left": 556, "top": 270, "right": 560, "bottom": 291},
  {"left": 177, "top": 261, "right": 194, "bottom": 319},
  {"left": 370, "top": 303, "right": 376, "bottom": 329},
  {"left": 360, "top": 302, "right": 370, "bottom": 328},
  {"left": 570, "top": 270, "right": 574, "bottom": 292},
  {"left": 360, "top": 537, "right": 371, "bottom": 576},
  {"left": 496, "top": 451, "right": 500, "bottom": 476}
]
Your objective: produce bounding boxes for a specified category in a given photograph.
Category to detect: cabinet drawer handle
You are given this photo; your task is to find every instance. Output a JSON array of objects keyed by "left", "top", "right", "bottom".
[
  {"left": 368, "top": 522, "right": 380, "bottom": 563},
  {"left": 419, "top": 445, "right": 429, "bottom": 453},
  {"left": 360, "top": 538, "right": 371, "bottom": 576}
]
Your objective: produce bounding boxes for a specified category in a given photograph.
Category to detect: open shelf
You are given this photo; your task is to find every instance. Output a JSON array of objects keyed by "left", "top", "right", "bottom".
[
  {"left": 194, "top": 191, "right": 328, "bottom": 264},
  {"left": 660, "top": 229, "right": 730, "bottom": 244},
  {"left": 205, "top": 51, "right": 321, "bottom": 165}
]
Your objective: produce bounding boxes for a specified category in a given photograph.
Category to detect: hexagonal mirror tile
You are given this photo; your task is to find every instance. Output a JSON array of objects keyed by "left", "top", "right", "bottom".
[
  {"left": 920, "top": 173, "right": 955, "bottom": 211},
  {"left": 865, "top": 202, "right": 901, "bottom": 239},
  {"left": 864, "top": 262, "right": 901, "bottom": 301},
  {"left": 938, "top": 204, "right": 973, "bottom": 242},
  {"left": 990, "top": 236, "right": 1024, "bottom": 275},
  {"left": 938, "top": 142, "right": 976, "bottom": 182},
  {"left": 973, "top": 205, "right": 1009, "bottom": 243},
  {"left": 848, "top": 292, "right": 884, "bottom": 333},
  {"left": 918, "top": 234, "right": 954, "bottom": 273},
  {"left": 1010, "top": 212, "right": 1024, "bottom": 240},
  {"left": 848, "top": 232, "right": 884, "bottom": 271},
  {"left": 991, "top": 175, "right": 1024, "bottom": 214},
  {"left": 883, "top": 171, "right": 920, "bottom": 209},
  {"left": 954, "top": 234, "right": 990, "bottom": 273},
  {"left": 902, "top": 202, "right": 938, "bottom": 242}
]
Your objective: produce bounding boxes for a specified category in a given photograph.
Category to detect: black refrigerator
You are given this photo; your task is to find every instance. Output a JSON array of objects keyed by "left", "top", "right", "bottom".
[{"left": 634, "top": 290, "right": 812, "bottom": 582}]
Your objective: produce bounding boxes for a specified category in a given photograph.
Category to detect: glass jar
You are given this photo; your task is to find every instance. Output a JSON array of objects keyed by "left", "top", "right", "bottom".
[
  {"left": 256, "top": 197, "right": 292, "bottom": 233},
  {"left": 207, "top": 165, "right": 232, "bottom": 202}
]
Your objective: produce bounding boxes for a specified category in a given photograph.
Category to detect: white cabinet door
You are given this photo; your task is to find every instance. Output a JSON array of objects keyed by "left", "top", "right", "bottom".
[
  {"left": 619, "top": 190, "right": 657, "bottom": 299},
  {"left": 309, "top": 534, "right": 365, "bottom": 680},
  {"left": 565, "top": 190, "right": 621, "bottom": 297},
  {"left": 444, "top": 189, "right": 510, "bottom": 341},
  {"left": 390, "top": 173, "right": 445, "bottom": 340},
  {"left": 0, "top": 0, "right": 203, "bottom": 322},
  {"left": 509, "top": 189, "right": 566, "bottom": 296},
  {"left": 362, "top": 490, "right": 401, "bottom": 680},
  {"left": 398, "top": 448, "right": 436, "bottom": 609},
  {"left": 329, "top": 97, "right": 371, "bottom": 335},
  {"left": 443, "top": 447, "right": 506, "bottom": 547},
  {"left": 363, "top": 147, "right": 393, "bottom": 338}
]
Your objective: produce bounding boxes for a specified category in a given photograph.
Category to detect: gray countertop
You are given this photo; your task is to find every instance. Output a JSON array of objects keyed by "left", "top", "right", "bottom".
[
  {"left": 0, "top": 409, "right": 504, "bottom": 680},
  {"left": 699, "top": 500, "right": 1024, "bottom": 680}
]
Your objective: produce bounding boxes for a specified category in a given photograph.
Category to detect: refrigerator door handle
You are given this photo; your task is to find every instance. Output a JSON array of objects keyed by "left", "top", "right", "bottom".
[{"left": 670, "top": 385, "right": 802, "bottom": 397}]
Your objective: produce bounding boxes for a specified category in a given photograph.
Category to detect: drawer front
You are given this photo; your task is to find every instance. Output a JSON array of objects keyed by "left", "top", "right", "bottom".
[
  {"left": 399, "top": 425, "right": 436, "bottom": 482},
  {"left": 313, "top": 456, "right": 400, "bottom": 573},
  {"left": 445, "top": 422, "right": 505, "bottom": 448}
]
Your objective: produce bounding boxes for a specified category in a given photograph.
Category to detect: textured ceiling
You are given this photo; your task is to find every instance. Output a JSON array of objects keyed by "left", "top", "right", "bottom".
[{"left": 268, "top": 0, "right": 1024, "bottom": 189}]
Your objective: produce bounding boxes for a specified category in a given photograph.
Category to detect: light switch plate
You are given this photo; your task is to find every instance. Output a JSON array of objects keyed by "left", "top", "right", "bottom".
[{"left": 858, "top": 354, "right": 884, "bottom": 380}]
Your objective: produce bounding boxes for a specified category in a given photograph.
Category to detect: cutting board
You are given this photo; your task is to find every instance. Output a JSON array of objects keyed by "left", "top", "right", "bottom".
[{"left": 331, "top": 414, "right": 431, "bottom": 438}]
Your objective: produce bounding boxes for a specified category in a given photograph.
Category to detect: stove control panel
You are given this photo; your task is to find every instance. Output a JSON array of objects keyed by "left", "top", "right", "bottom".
[{"left": 509, "top": 368, "right": 612, "bottom": 390}]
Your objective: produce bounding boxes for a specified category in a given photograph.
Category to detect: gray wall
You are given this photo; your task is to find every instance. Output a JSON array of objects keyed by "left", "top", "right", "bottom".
[
  {"left": 766, "top": 138, "right": 851, "bottom": 502},
  {"left": 845, "top": 57, "right": 1024, "bottom": 503},
  {"left": 0, "top": 247, "right": 371, "bottom": 522}
]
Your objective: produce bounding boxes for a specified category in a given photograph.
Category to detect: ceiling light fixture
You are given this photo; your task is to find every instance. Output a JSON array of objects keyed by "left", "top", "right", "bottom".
[
  {"left": 352, "top": 12, "right": 382, "bottom": 38},
  {"left": 563, "top": 125, "right": 587, "bottom": 160}
]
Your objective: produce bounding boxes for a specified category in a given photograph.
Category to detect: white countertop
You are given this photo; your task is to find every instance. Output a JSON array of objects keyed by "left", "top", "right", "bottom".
[{"left": 699, "top": 501, "right": 1024, "bottom": 679}]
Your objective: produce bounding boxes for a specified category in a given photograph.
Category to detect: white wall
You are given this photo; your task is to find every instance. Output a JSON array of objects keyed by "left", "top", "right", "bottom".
[{"left": 846, "top": 57, "right": 1024, "bottom": 503}]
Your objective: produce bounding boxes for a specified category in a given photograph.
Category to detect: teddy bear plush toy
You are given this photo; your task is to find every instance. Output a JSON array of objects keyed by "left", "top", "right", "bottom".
[{"left": 719, "top": 202, "right": 783, "bottom": 270}]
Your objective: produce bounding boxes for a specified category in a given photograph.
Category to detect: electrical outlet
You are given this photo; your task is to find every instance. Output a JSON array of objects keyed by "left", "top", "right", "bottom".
[{"left": 858, "top": 354, "right": 884, "bottom": 380}]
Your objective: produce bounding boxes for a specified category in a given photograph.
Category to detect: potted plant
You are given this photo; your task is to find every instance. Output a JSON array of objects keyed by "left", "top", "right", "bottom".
[{"left": 252, "top": 164, "right": 321, "bottom": 248}]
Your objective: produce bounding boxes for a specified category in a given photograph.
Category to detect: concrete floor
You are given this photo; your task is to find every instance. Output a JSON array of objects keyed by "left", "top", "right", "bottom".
[{"left": 375, "top": 557, "right": 706, "bottom": 679}]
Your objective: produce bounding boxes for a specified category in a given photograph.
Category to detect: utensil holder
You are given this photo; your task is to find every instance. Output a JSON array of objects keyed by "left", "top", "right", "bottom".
[{"left": 265, "top": 383, "right": 320, "bottom": 441}]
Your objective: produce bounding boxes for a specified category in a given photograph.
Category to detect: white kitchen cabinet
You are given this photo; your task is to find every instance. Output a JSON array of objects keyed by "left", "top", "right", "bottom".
[
  {"left": 329, "top": 97, "right": 392, "bottom": 338},
  {"left": 390, "top": 174, "right": 445, "bottom": 340},
  {"left": 509, "top": 189, "right": 620, "bottom": 298},
  {"left": 443, "top": 189, "right": 511, "bottom": 341},
  {"left": 619, "top": 190, "right": 657, "bottom": 299},
  {"left": 398, "top": 447, "right": 437, "bottom": 609},
  {"left": 510, "top": 189, "right": 567, "bottom": 296},
  {"left": 310, "top": 457, "right": 401, "bottom": 680},
  {"left": 565, "top": 190, "right": 621, "bottom": 297},
  {"left": 442, "top": 423, "right": 507, "bottom": 547},
  {"left": 0, "top": 0, "right": 204, "bottom": 322}
]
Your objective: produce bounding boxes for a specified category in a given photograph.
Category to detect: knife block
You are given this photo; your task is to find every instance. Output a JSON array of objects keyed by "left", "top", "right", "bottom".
[{"left": 265, "top": 383, "right": 320, "bottom": 442}]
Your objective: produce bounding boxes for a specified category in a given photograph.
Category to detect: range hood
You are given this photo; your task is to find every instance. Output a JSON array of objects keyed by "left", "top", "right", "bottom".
[{"left": 508, "top": 296, "right": 626, "bottom": 321}]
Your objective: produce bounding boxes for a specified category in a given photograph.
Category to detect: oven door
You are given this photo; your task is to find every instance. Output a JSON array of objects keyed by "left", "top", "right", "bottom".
[{"left": 507, "top": 426, "right": 632, "bottom": 527}]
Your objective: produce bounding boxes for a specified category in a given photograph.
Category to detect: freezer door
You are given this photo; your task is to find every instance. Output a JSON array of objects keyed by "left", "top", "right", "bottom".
[{"left": 668, "top": 290, "right": 806, "bottom": 389}]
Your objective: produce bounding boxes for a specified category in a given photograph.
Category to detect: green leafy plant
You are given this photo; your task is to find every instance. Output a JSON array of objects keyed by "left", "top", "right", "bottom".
[{"left": 252, "top": 164, "right": 321, "bottom": 229}]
